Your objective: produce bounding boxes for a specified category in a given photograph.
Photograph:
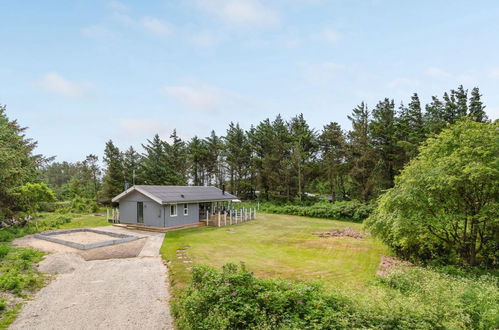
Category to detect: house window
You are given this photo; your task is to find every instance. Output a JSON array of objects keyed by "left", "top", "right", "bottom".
[
  {"left": 170, "top": 204, "right": 177, "bottom": 217},
  {"left": 137, "top": 202, "right": 144, "bottom": 223},
  {"left": 183, "top": 204, "right": 188, "bottom": 216}
]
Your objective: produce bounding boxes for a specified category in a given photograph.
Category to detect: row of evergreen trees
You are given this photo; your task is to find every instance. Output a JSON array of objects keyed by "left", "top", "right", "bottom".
[{"left": 94, "top": 85, "right": 487, "bottom": 203}]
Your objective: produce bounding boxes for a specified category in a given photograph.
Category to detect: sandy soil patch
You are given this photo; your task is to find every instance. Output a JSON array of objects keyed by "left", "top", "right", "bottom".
[
  {"left": 376, "top": 256, "right": 412, "bottom": 276},
  {"left": 52, "top": 231, "right": 118, "bottom": 244},
  {"left": 13, "top": 234, "right": 147, "bottom": 261}
]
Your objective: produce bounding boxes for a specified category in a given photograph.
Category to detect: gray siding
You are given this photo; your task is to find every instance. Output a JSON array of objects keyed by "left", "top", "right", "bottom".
[
  {"left": 118, "top": 190, "right": 200, "bottom": 227},
  {"left": 165, "top": 203, "right": 199, "bottom": 227}
]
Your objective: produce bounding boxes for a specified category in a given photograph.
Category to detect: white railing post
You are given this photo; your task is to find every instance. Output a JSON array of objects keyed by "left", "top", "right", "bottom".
[
  {"left": 230, "top": 210, "right": 233, "bottom": 225},
  {"left": 218, "top": 211, "right": 221, "bottom": 227},
  {"left": 254, "top": 207, "right": 257, "bottom": 219},
  {"left": 224, "top": 212, "right": 227, "bottom": 226}
]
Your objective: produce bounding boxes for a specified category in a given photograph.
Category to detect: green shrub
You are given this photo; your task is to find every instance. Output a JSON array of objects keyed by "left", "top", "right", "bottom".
[
  {"left": 259, "top": 201, "right": 373, "bottom": 222},
  {"left": 0, "top": 213, "right": 73, "bottom": 243},
  {"left": 0, "top": 245, "right": 10, "bottom": 259},
  {"left": 174, "top": 263, "right": 499, "bottom": 329},
  {"left": 55, "top": 196, "right": 98, "bottom": 214}
]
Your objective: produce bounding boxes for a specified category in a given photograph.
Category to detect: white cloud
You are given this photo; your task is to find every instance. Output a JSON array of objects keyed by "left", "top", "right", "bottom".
[
  {"left": 322, "top": 27, "right": 340, "bottom": 44},
  {"left": 141, "top": 16, "right": 172, "bottom": 36},
  {"left": 300, "top": 61, "right": 345, "bottom": 84},
  {"left": 425, "top": 67, "right": 451, "bottom": 79},
  {"left": 488, "top": 68, "right": 499, "bottom": 78},
  {"left": 37, "top": 72, "right": 88, "bottom": 98},
  {"left": 118, "top": 119, "right": 173, "bottom": 140},
  {"left": 107, "top": 0, "right": 129, "bottom": 12},
  {"left": 192, "top": 0, "right": 279, "bottom": 27},
  {"left": 190, "top": 31, "right": 223, "bottom": 48},
  {"left": 163, "top": 85, "right": 221, "bottom": 111},
  {"left": 387, "top": 77, "right": 419, "bottom": 89},
  {"left": 81, "top": 25, "right": 115, "bottom": 38},
  {"left": 162, "top": 82, "right": 249, "bottom": 112}
]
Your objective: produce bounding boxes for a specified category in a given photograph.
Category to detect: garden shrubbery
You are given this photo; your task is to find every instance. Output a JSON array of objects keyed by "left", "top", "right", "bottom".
[
  {"left": 56, "top": 196, "right": 99, "bottom": 214},
  {"left": 0, "top": 214, "right": 73, "bottom": 243},
  {"left": 260, "top": 201, "right": 373, "bottom": 222},
  {"left": 173, "top": 263, "right": 498, "bottom": 329}
]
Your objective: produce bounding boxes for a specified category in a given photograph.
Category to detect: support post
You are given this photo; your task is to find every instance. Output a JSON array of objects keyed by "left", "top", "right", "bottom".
[
  {"left": 218, "top": 211, "right": 221, "bottom": 227},
  {"left": 230, "top": 210, "right": 233, "bottom": 225},
  {"left": 206, "top": 210, "right": 209, "bottom": 226},
  {"left": 224, "top": 212, "right": 227, "bottom": 226}
]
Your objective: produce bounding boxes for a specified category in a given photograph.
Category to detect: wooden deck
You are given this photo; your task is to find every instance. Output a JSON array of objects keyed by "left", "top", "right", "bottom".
[{"left": 113, "top": 222, "right": 204, "bottom": 233}]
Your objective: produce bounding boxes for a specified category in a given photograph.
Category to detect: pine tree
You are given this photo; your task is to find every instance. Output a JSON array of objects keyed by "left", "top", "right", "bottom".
[
  {"left": 188, "top": 136, "right": 207, "bottom": 186},
  {"left": 424, "top": 95, "right": 447, "bottom": 135},
  {"left": 168, "top": 130, "right": 188, "bottom": 185},
  {"left": 468, "top": 87, "right": 488, "bottom": 122},
  {"left": 123, "top": 146, "right": 141, "bottom": 187},
  {"left": 82, "top": 154, "right": 101, "bottom": 199},
  {"left": 288, "top": 114, "right": 317, "bottom": 200},
  {"left": 319, "top": 122, "right": 347, "bottom": 201},
  {"left": 140, "top": 134, "right": 172, "bottom": 185},
  {"left": 224, "top": 123, "right": 251, "bottom": 196},
  {"left": 397, "top": 93, "right": 426, "bottom": 161},
  {"left": 0, "top": 105, "right": 38, "bottom": 217},
  {"left": 100, "top": 140, "right": 124, "bottom": 203},
  {"left": 454, "top": 85, "right": 468, "bottom": 117},
  {"left": 370, "top": 98, "right": 399, "bottom": 188},
  {"left": 347, "top": 102, "right": 377, "bottom": 201},
  {"left": 205, "top": 131, "right": 224, "bottom": 187}
]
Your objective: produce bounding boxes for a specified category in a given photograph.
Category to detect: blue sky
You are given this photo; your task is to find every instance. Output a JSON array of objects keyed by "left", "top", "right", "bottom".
[{"left": 1, "top": 0, "right": 498, "bottom": 162}]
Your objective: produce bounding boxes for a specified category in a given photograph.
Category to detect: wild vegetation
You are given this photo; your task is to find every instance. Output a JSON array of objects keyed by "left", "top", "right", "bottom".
[
  {"left": 258, "top": 200, "right": 373, "bottom": 222},
  {"left": 173, "top": 263, "right": 498, "bottom": 329},
  {"left": 366, "top": 120, "right": 498, "bottom": 267}
]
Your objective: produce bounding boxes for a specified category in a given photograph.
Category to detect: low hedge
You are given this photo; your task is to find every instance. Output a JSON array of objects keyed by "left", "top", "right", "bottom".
[
  {"left": 259, "top": 201, "right": 373, "bottom": 222},
  {"left": 173, "top": 263, "right": 498, "bottom": 329}
]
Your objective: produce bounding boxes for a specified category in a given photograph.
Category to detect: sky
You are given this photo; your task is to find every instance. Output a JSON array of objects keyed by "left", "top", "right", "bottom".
[{"left": 1, "top": 0, "right": 498, "bottom": 162}]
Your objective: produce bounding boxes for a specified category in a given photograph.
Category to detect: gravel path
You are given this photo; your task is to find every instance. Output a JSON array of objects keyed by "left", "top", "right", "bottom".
[{"left": 10, "top": 228, "right": 173, "bottom": 330}]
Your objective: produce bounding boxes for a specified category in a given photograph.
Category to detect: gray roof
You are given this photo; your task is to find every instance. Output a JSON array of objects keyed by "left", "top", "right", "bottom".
[{"left": 112, "top": 185, "right": 238, "bottom": 204}]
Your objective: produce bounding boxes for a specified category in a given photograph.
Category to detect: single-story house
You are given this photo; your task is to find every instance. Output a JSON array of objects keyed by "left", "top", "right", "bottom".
[{"left": 111, "top": 185, "right": 238, "bottom": 227}]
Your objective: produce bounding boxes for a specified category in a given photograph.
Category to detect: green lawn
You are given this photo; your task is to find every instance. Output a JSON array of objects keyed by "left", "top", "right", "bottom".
[
  {"left": 161, "top": 213, "right": 388, "bottom": 291},
  {"left": 57, "top": 214, "right": 110, "bottom": 229}
]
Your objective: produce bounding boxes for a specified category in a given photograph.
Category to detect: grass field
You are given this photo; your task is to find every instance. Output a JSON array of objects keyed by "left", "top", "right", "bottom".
[
  {"left": 160, "top": 213, "right": 388, "bottom": 291},
  {"left": 57, "top": 214, "right": 110, "bottom": 229}
]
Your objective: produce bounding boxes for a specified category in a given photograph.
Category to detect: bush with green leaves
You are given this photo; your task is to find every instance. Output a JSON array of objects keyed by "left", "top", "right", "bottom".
[
  {"left": 366, "top": 120, "right": 498, "bottom": 267},
  {"left": 18, "top": 182, "right": 57, "bottom": 215},
  {"left": 173, "top": 263, "right": 498, "bottom": 329},
  {"left": 259, "top": 201, "right": 373, "bottom": 222},
  {"left": 0, "top": 214, "right": 73, "bottom": 243},
  {"left": 56, "top": 196, "right": 99, "bottom": 214}
]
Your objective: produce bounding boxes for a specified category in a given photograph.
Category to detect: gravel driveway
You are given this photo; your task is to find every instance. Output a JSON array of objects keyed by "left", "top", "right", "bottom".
[{"left": 10, "top": 227, "right": 173, "bottom": 330}]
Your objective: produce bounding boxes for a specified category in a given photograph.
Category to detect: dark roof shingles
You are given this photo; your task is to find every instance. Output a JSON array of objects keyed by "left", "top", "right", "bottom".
[{"left": 136, "top": 185, "right": 237, "bottom": 203}]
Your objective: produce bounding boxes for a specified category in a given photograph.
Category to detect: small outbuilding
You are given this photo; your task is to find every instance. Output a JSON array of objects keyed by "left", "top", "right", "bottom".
[{"left": 111, "top": 185, "right": 238, "bottom": 228}]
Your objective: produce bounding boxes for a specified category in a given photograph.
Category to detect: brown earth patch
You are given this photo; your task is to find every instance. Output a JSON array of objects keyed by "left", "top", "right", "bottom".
[
  {"left": 312, "top": 227, "right": 369, "bottom": 239},
  {"left": 376, "top": 256, "right": 412, "bottom": 276}
]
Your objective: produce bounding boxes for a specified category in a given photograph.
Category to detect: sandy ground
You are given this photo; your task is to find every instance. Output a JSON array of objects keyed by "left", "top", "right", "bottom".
[
  {"left": 52, "top": 231, "right": 118, "bottom": 244},
  {"left": 10, "top": 226, "right": 173, "bottom": 330}
]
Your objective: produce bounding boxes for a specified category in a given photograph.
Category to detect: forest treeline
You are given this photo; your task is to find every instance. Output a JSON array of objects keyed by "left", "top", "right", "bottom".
[{"left": 38, "top": 85, "right": 489, "bottom": 204}]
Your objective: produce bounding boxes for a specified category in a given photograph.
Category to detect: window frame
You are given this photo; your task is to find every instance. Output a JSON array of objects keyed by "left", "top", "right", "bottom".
[
  {"left": 170, "top": 204, "right": 177, "bottom": 217},
  {"left": 183, "top": 203, "right": 189, "bottom": 216}
]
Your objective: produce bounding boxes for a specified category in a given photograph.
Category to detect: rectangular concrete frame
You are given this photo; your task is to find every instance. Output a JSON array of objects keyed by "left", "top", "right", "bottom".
[{"left": 34, "top": 228, "right": 139, "bottom": 250}]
